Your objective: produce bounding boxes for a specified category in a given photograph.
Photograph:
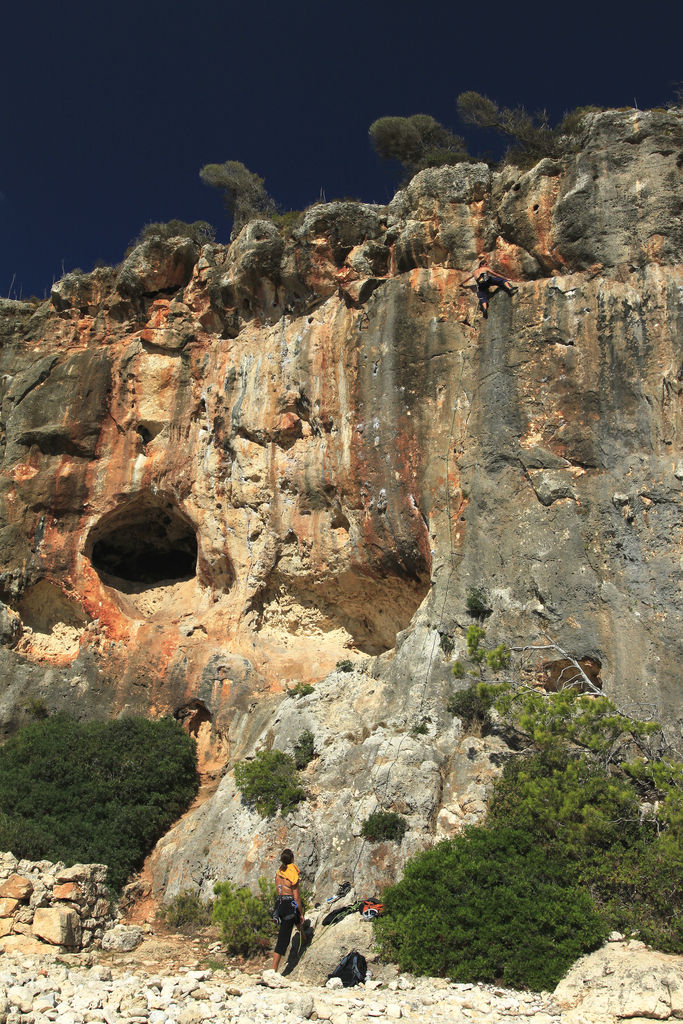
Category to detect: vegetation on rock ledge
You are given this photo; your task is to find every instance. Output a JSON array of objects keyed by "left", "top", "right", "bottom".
[{"left": 233, "top": 749, "right": 305, "bottom": 818}]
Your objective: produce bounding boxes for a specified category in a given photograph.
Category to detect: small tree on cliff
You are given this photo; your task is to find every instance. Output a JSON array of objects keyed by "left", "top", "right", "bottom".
[
  {"left": 455, "top": 91, "right": 602, "bottom": 168},
  {"left": 369, "top": 114, "right": 470, "bottom": 180},
  {"left": 456, "top": 90, "right": 562, "bottom": 167},
  {"left": 199, "top": 160, "right": 277, "bottom": 236}
]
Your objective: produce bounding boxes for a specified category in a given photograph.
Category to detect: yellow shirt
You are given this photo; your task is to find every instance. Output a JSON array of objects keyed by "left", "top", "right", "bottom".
[{"left": 277, "top": 863, "right": 299, "bottom": 887}]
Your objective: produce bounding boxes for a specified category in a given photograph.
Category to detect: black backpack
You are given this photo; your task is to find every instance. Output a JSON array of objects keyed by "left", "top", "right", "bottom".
[{"left": 327, "top": 950, "right": 367, "bottom": 987}]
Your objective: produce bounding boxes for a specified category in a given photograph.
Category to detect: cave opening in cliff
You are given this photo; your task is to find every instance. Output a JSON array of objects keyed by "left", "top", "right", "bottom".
[{"left": 87, "top": 492, "right": 198, "bottom": 587}]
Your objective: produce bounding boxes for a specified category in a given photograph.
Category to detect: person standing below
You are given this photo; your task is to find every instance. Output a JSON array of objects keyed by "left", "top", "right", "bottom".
[
  {"left": 462, "top": 258, "right": 518, "bottom": 318},
  {"left": 272, "top": 848, "right": 306, "bottom": 972}
]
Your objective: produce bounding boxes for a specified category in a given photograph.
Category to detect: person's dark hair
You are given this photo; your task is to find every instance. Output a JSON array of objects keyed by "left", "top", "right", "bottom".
[{"left": 280, "top": 848, "right": 294, "bottom": 867}]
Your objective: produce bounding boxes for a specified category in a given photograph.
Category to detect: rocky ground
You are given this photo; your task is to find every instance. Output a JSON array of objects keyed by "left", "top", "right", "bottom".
[{"left": 1, "top": 928, "right": 682, "bottom": 1024}]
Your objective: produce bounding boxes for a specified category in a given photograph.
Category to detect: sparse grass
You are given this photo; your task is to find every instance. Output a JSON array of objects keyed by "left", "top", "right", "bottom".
[{"left": 158, "top": 889, "right": 214, "bottom": 932}]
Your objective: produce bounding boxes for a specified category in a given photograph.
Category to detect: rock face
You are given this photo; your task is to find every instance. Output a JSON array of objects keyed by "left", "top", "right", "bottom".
[
  {"left": 0, "top": 108, "right": 680, "bottom": 895},
  {"left": 555, "top": 939, "right": 683, "bottom": 1022}
]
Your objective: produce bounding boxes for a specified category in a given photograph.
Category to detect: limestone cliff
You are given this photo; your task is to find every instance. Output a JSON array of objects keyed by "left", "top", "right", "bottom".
[{"left": 0, "top": 108, "right": 680, "bottom": 897}]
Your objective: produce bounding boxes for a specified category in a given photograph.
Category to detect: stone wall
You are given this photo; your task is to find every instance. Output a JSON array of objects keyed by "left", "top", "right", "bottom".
[{"left": 0, "top": 853, "right": 116, "bottom": 953}]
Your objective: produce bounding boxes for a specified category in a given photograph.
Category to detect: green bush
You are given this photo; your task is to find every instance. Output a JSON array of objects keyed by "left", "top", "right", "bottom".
[
  {"left": 463, "top": 625, "right": 510, "bottom": 670},
  {"left": 361, "top": 811, "right": 408, "bottom": 843},
  {"left": 0, "top": 714, "right": 198, "bottom": 892},
  {"left": 488, "top": 746, "right": 683, "bottom": 951},
  {"left": 489, "top": 749, "right": 646, "bottom": 861},
  {"left": 557, "top": 105, "right": 604, "bottom": 135},
  {"left": 286, "top": 681, "right": 314, "bottom": 698},
  {"left": 234, "top": 749, "right": 305, "bottom": 818},
  {"left": 293, "top": 730, "right": 315, "bottom": 770},
  {"left": 159, "top": 889, "right": 214, "bottom": 931},
  {"left": 465, "top": 589, "right": 491, "bottom": 620},
  {"left": 438, "top": 633, "right": 454, "bottom": 656},
  {"left": 374, "top": 826, "right": 607, "bottom": 989},
  {"left": 212, "top": 879, "right": 275, "bottom": 956},
  {"left": 487, "top": 684, "right": 660, "bottom": 760},
  {"left": 21, "top": 698, "right": 48, "bottom": 720},
  {"left": 271, "top": 210, "right": 304, "bottom": 233},
  {"left": 369, "top": 114, "right": 470, "bottom": 178},
  {"left": 447, "top": 683, "right": 497, "bottom": 734},
  {"left": 457, "top": 91, "right": 562, "bottom": 168}
]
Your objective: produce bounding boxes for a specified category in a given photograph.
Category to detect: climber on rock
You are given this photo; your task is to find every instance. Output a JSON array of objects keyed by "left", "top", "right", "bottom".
[{"left": 461, "top": 258, "right": 518, "bottom": 319}]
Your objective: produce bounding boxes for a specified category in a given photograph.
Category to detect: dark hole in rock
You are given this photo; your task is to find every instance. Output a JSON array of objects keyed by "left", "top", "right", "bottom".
[
  {"left": 137, "top": 421, "right": 164, "bottom": 448},
  {"left": 330, "top": 508, "right": 350, "bottom": 531},
  {"left": 540, "top": 656, "right": 602, "bottom": 693},
  {"left": 175, "top": 700, "right": 212, "bottom": 739},
  {"left": 88, "top": 492, "right": 198, "bottom": 585},
  {"left": 137, "top": 425, "right": 154, "bottom": 447}
]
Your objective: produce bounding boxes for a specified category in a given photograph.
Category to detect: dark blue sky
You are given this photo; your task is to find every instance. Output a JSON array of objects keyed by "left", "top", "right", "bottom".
[{"left": 2, "top": 0, "right": 680, "bottom": 299}]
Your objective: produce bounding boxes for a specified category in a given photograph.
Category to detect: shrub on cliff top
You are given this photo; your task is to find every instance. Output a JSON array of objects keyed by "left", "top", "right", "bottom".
[
  {"left": 234, "top": 749, "right": 305, "bottom": 818},
  {"left": 128, "top": 219, "right": 215, "bottom": 252},
  {"left": 199, "top": 159, "right": 277, "bottom": 235},
  {"left": 374, "top": 826, "right": 607, "bottom": 990},
  {"left": 369, "top": 114, "right": 470, "bottom": 179},
  {"left": 0, "top": 714, "right": 198, "bottom": 892}
]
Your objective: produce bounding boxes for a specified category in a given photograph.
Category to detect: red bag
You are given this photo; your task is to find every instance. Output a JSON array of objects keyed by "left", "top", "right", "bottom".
[{"left": 359, "top": 898, "right": 384, "bottom": 920}]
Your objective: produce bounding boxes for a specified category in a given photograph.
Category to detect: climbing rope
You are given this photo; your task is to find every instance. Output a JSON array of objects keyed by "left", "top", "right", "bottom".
[{"left": 349, "top": 332, "right": 476, "bottom": 886}]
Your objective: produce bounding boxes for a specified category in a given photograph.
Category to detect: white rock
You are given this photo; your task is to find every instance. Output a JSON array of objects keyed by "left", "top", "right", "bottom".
[
  {"left": 7, "top": 987, "right": 33, "bottom": 1013},
  {"left": 386, "top": 1005, "right": 402, "bottom": 1019},
  {"left": 260, "top": 968, "right": 290, "bottom": 989},
  {"left": 326, "top": 978, "right": 343, "bottom": 990},
  {"left": 34, "top": 996, "right": 57, "bottom": 1013},
  {"left": 89, "top": 967, "right": 113, "bottom": 982},
  {"left": 285, "top": 993, "right": 315, "bottom": 1019},
  {"left": 101, "top": 925, "right": 143, "bottom": 952}
]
